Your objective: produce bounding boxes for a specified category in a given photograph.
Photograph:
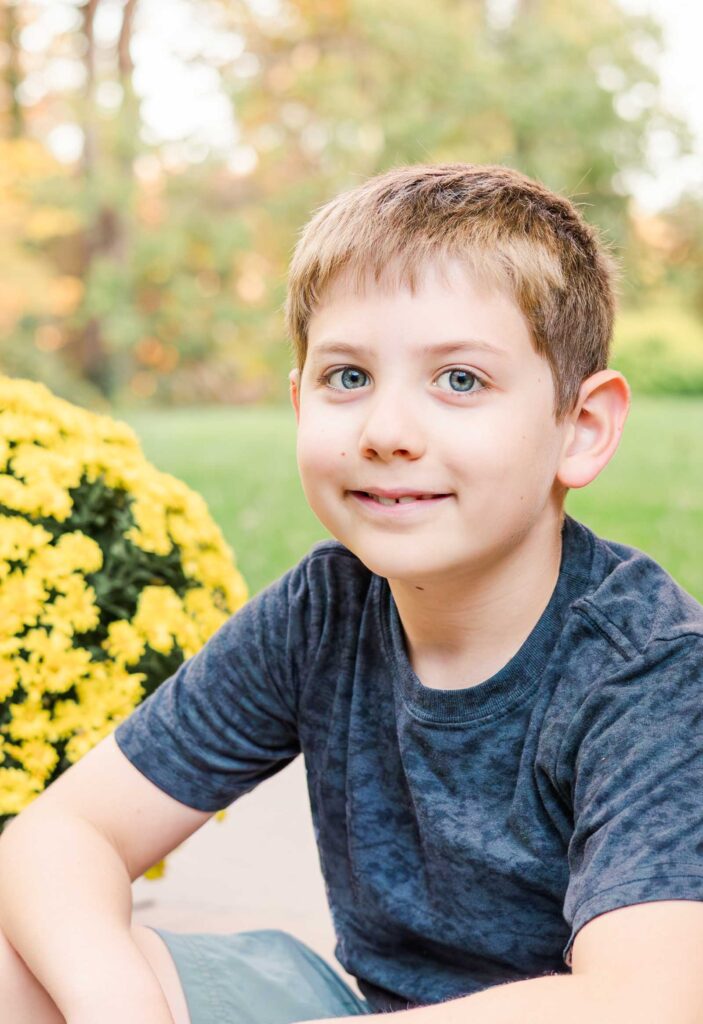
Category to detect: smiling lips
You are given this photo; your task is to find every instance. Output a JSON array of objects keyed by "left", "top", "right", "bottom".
[{"left": 351, "top": 489, "right": 450, "bottom": 506}]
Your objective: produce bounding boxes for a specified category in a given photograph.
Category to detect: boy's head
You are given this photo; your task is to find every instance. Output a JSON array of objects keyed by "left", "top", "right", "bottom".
[
  {"left": 286, "top": 163, "right": 617, "bottom": 425},
  {"left": 285, "top": 164, "right": 630, "bottom": 585}
]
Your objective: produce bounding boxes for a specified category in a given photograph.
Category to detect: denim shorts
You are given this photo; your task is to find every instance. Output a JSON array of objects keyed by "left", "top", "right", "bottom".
[{"left": 148, "top": 927, "right": 372, "bottom": 1024}]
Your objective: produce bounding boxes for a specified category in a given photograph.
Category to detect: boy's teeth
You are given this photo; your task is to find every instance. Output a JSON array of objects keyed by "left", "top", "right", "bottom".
[{"left": 367, "top": 493, "right": 433, "bottom": 505}]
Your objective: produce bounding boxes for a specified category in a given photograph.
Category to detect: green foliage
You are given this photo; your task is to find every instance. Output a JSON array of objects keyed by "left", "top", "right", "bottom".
[
  {"left": 230, "top": 0, "right": 687, "bottom": 244},
  {"left": 611, "top": 302, "right": 703, "bottom": 395}
]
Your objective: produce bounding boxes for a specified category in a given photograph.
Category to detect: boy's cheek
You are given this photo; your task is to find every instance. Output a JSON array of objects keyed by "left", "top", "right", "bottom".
[
  {"left": 298, "top": 417, "right": 349, "bottom": 464},
  {"left": 296, "top": 433, "right": 336, "bottom": 490}
]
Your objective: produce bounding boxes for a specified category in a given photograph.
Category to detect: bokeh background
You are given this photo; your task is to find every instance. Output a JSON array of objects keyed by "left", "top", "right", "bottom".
[{"left": 1, "top": 0, "right": 701, "bottom": 596}]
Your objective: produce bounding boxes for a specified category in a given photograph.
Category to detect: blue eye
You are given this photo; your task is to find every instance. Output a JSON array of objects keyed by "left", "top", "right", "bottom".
[
  {"left": 435, "top": 368, "right": 482, "bottom": 394},
  {"left": 326, "top": 367, "right": 369, "bottom": 390}
]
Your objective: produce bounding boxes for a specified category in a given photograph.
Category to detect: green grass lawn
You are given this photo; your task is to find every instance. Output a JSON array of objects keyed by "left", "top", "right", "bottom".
[{"left": 118, "top": 396, "right": 703, "bottom": 603}]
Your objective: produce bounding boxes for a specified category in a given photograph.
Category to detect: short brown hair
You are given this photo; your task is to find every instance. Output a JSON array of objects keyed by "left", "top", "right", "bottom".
[{"left": 285, "top": 163, "right": 617, "bottom": 422}]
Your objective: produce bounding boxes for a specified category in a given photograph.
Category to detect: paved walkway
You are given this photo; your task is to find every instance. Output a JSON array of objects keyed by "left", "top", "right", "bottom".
[{"left": 131, "top": 757, "right": 361, "bottom": 994}]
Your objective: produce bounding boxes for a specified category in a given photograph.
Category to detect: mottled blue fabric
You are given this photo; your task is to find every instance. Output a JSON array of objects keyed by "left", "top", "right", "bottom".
[{"left": 115, "top": 513, "right": 703, "bottom": 1012}]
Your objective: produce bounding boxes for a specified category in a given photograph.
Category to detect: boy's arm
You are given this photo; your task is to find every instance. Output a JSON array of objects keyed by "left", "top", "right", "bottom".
[
  {"left": 327, "top": 901, "right": 703, "bottom": 1024},
  {"left": 0, "top": 733, "right": 211, "bottom": 1024}
]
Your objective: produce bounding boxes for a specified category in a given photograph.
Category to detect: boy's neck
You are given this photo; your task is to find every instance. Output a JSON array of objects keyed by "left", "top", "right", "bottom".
[{"left": 387, "top": 509, "right": 565, "bottom": 691}]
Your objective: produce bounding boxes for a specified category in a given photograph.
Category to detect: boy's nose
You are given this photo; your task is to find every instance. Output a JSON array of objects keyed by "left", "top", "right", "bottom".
[{"left": 357, "top": 392, "right": 426, "bottom": 462}]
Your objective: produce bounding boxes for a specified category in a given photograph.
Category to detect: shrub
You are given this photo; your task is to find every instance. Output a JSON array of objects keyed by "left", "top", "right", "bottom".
[{"left": 0, "top": 376, "right": 247, "bottom": 859}]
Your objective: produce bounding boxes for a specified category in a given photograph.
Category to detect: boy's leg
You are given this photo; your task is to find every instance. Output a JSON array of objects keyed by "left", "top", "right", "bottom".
[
  {"left": 0, "top": 923, "right": 190, "bottom": 1024},
  {"left": 145, "top": 926, "right": 372, "bottom": 1024},
  {"left": 133, "top": 925, "right": 192, "bottom": 1024}
]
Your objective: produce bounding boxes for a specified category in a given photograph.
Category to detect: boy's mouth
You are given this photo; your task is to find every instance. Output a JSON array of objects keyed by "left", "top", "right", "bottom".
[{"left": 351, "top": 489, "right": 449, "bottom": 506}]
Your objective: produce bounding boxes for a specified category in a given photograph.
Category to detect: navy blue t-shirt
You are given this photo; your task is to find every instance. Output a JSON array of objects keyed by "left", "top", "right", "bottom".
[{"left": 115, "top": 513, "right": 703, "bottom": 1011}]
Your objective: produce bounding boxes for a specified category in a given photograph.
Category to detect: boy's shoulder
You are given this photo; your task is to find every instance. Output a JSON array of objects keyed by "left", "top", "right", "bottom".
[
  {"left": 271, "top": 537, "right": 374, "bottom": 617},
  {"left": 292, "top": 537, "right": 371, "bottom": 586},
  {"left": 567, "top": 514, "right": 703, "bottom": 661},
  {"left": 283, "top": 521, "right": 703, "bottom": 670}
]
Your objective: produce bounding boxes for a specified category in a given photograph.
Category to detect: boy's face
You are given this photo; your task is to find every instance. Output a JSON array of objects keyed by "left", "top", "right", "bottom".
[{"left": 290, "top": 258, "right": 574, "bottom": 584}]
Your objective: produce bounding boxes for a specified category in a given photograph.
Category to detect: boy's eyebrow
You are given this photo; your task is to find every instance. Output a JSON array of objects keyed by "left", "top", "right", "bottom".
[{"left": 309, "top": 339, "right": 509, "bottom": 360}]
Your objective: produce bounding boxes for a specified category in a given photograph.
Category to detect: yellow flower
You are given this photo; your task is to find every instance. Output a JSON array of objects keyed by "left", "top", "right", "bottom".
[
  {"left": 172, "top": 615, "right": 202, "bottom": 659},
  {"left": 143, "top": 859, "right": 166, "bottom": 879},
  {"left": 72, "top": 662, "right": 145, "bottom": 727},
  {"left": 167, "top": 511, "right": 198, "bottom": 548},
  {"left": 54, "top": 533, "right": 103, "bottom": 575},
  {"left": 0, "top": 476, "right": 31, "bottom": 514},
  {"left": 0, "top": 475, "right": 73, "bottom": 521},
  {"left": 103, "top": 620, "right": 146, "bottom": 665},
  {"left": 6, "top": 698, "right": 52, "bottom": 743},
  {"left": 183, "top": 549, "right": 248, "bottom": 611},
  {"left": 0, "top": 637, "right": 23, "bottom": 657},
  {"left": 3, "top": 739, "right": 58, "bottom": 782},
  {"left": 90, "top": 413, "right": 139, "bottom": 448},
  {"left": 42, "top": 575, "right": 100, "bottom": 634},
  {"left": 0, "top": 375, "right": 248, "bottom": 852},
  {"left": 132, "top": 586, "right": 184, "bottom": 654},
  {"left": 126, "top": 497, "right": 173, "bottom": 556},
  {"left": 0, "top": 570, "right": 48, "bottom": 635},
  {"left": 0, "top": 516, "right": 52, "bottom": 562},
  {"left": 0, "top": 768, "right": 43, "bottom": 815},
  {"left": 0, "top": 409, "right": 58, "bottom": 445},
  {"left": 10, "top": 442, "right": 83, "bottom": 491},
  {"left": 60, "top": 666, "right": 144, "bottom": 763},
  {"left": 0, "top": 659, "right": 18, "bottom": 702},
  {"left": 16, "top": 626, "right": 71, "bottom": 658},
  {"left": 22, "top": 642, "right": 93, "bottom": 697},
  {"left": 183, "top": 588, "right": 229, "bottom": 639},
  {"left": 48, "top": 698, "right": 88, "bottom": 742}
]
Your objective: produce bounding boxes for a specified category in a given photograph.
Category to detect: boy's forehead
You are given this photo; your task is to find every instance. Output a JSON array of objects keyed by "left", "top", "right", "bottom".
[{"left": 307, "top": 257, "right": 534, "bottom": 359}]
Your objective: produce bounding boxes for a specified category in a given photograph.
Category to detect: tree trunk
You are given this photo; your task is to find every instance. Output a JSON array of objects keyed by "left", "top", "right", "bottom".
[
  {"left": 68, "top": 0, "right": 140, "bottom": 397},
  {"left": 81, "top": 0, "right": 99, "bottom": 176},
  {"left": 4, "top": 2, "right": 24, "bottom": 138}
]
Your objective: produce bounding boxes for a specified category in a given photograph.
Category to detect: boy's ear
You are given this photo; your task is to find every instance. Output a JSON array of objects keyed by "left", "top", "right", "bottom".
[
  {"left": 289, "top": 368, "right": 301, "bottom": 423},
  {"left": 556, "top": 370, "right": 631, "bottom": 490}
]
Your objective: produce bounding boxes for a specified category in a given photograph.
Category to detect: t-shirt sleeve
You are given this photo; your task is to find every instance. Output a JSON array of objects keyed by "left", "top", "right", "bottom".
[
  {"left": 562, "top": 634, "right": 703, "bottom": 965},
  {"left": 113, "top": 557, "right": 314, "bottom": 812}
]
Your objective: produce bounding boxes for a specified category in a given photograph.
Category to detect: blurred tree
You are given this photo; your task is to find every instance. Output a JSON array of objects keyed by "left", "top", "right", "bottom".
[
  {"left": 222, "top": 0, "right": 688, "bottom": 243},
  {"left": 180, "top": 0, "right": 688, "bottom": 392},
  {"left": 661, "top": 193, "right": 703, "bottom": 317},
  {"left": 0, "top": 134, "right": 102, "bottom": 406},
  {"left": 0, "top": 0, "right": 696, "bottom": 405},
  {"left": 63, "top": 0, "right": 142, "bottom": 397}
]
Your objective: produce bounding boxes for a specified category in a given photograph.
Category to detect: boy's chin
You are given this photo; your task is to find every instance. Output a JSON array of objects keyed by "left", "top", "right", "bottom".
[{"left": 345, "top": 544, "right": 452, "bottom": 585}]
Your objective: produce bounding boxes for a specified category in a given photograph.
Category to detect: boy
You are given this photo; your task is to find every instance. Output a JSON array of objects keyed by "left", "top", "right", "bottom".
[{"left": 1, "top": 163, "right": 703, "bottom": 1024}]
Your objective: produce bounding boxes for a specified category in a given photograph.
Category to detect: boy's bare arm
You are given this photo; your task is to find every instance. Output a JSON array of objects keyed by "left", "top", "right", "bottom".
[
  {"left": 0, "top": 734, "right": 211, "bottom": 1023},
  {"left": 321, "top": 901, "right": 703, "bottom": 1024}
]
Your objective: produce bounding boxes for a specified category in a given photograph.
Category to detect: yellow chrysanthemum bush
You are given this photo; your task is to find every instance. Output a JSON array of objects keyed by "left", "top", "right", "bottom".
[{"left": 0, "top": 376, "right": 248, "bottom": 874}]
